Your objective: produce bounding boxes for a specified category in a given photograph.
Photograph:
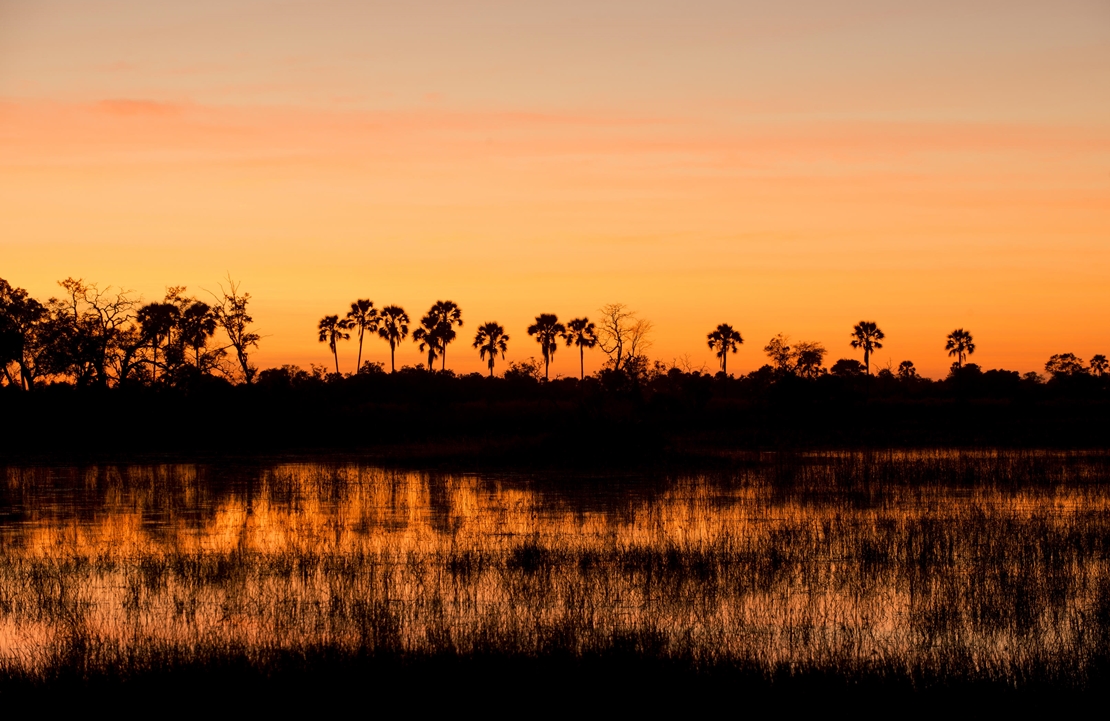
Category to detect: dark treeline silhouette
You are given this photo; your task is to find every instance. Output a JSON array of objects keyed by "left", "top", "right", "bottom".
[{"left": 2, "top": 277, "right": 1108, "bottom": 460}]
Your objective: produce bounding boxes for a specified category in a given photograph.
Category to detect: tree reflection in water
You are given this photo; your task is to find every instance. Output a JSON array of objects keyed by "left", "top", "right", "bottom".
[{"left": 1, "top": 451, "right": 1109, "bottom": 688}]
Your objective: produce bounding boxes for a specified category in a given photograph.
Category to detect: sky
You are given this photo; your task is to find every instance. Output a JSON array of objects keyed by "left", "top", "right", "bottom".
[{"left": 1, "top": 0, "right": 1108, "bottom": 378}]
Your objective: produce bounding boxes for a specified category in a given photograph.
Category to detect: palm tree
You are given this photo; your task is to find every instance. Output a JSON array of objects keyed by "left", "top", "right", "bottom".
[
  {"left": 178, "top": 300, "right": 217, "bottom": 370},
  {"left": 346, "top": 299, "right": 379, "bottom": 373},
  {"left": 426, "top": 300, "right": 463, "bottom": 371},
  {"left": 317, "top": 314, "right": 350, "bottom": 375},
  {"left": 562, "top": 317, "right": 598, "bottom": 380},
  {"left": 527, "top": 313, "right": 566, "bottom": 380},
  {"left": 849, "top": 321, "right": 885, "bottom": 376},
  {"left": 1090, "top": 354, "right": 1108, "bottom": 377},
  {"left": 412, "top": 313, "right": 441, "bottom": 370},
  {"left": 706, "top": 323, "right": 743, "bottom": 375},
  {"left": 137, "top": 302, "right": 180, "bottom": 381},
  {"left": 376, "top": 305, "right": 409, "bottom": 373},
  {"left": 473, "top": 322, "right": 510, "bottom": 377},
  {"left": 945, "top": 328, "right": 975, "bottom": 368}
]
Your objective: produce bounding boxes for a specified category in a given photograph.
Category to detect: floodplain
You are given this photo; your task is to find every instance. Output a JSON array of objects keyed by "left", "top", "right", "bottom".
[{"left": 1, "top": 451, "right": 1109, "bottom": 707}]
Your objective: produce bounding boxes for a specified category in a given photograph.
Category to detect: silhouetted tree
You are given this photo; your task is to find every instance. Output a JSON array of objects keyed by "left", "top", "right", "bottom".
[
  {"left": 1089, "top": 354, "right": 1107, "bottom": 378},
  {"left": 345, "top": 299, "right": 379, "bottom": 374},
  {"left": 793, "top": 341, "right": 827, "bottom": 379},
  {"left": 0, "top": 278, "right": 48, "bottom": 389},
  {"left": 377, "top": 305, "right": 409, "bottom": 373},
  {"left": 504, "top": 357, "right": 543, "bottom": 383},
  {"left": 317, "top": 314, "right": 350, "bottom": 376},
  {"left": 412, "top": 313, "right": 441, "bottom": 370},
  {"left": 426, "top": 300, "right": 463, "bottom": 371},
  {"left": 945, "top": 328, "right": 975, "bottom": 368},
  {"left": 706, "top": 323, "right": 743, "bottom": 375},
  {"left": 897, "top": 360, "right": 918, "bottom": 379},
  {"left": 562, "top": 317, "right": 598, "bottom": 380},
  {"left": 850, "top": 321, "right": 885, "bottom": 375},
  {"left": 763, "top": 334, "right": 793, "bottom": 374},
  {"left": 527, "top": 313, "right": 566, "bottom": 380},
  {"left": 47, "top": 278, "right": 141, "bottom": 387},
  {"left": 831, "top": 358, "right": 865, "bottom": 377},
  {"left": 137, "top": 301, "right": 180, "bottom": 382},
  {"left": 596, "top": 303, "right": 652, "bottom": 372},
  {"left": 211, "top": 277, "right": 261, "bottom": 384},
  {"left": 1045, "top": 353, "right": 1086, "bottom": 378},
  {"left": 473, "top": 322, "right": 510, "bottom": 377},
  {"left": 176, "top": 299, "right": 221, "bottom": 372}
]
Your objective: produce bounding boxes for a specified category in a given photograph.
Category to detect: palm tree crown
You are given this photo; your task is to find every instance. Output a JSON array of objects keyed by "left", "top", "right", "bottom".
[
  {"left": 473, "top": 322, "right": 510, "bottom": 377},
  {"left": 706, "top": 323, "right": 744, "bottom": 375},
  {"left": 317, "top": 314, "right": 350, "bottom": 375},
  {"left": 137, "top": 302, "right": 181, "bottom": 381},
  {"left": 412, "top": 312, "right": 441, "bottom": 370},
  {"left": 945, "top": 328, "right": 975, "bottom": 369},
  {"left": 346, "top": 299, "right": 379, "bottom": 374},
  {"left": 528, "top": 313, "right": 566, "bottom": 380},
  {"left": 426, "top": 300, "right": 463, "bottom": 371},
  {"left": 562, "top": 317, "right": 598, "bottom": 380},
  {"left": 1089, "top": 354, "right": 1108, "bottom": 377},
  {"left": 376, "top": 305, "right": 409, "bottom": 373},
  {"left": 850, "top": 321, "right": 885, "bottom": 376}
]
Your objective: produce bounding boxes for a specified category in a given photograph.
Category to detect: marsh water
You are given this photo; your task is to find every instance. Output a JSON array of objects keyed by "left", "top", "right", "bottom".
[{"left": 2, "top": 451, "right": 1109, "bottom": 682}]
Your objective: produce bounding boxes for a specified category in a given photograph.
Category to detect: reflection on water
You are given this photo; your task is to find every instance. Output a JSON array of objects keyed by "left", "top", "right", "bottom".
[{"left": 1, "top": 452, "right": 1109, "bottom": 676}]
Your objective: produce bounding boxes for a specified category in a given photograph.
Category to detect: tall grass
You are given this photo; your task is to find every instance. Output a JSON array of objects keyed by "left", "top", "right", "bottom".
[{"left": 1, "top": 451, "right": 1109, "bottom": 699}]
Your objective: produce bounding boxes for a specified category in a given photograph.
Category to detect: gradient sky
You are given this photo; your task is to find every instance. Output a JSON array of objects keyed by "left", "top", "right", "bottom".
[{"left": 2, "top": 0, "right": 1108, "bottom": 377}]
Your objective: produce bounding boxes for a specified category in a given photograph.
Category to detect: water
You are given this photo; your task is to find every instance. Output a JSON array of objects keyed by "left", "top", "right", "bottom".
[{"left": 1, "top": 451, "right": 1109, "bottom": 681}]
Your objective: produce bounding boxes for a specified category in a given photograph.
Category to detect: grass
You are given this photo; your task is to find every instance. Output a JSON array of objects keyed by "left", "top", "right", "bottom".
[{"left": 1, "top": 451, "right": 1110, "bottom": 704}]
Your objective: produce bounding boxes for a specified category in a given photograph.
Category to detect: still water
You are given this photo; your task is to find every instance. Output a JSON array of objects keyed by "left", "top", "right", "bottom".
[{"left": 1, "top": 452, "right": 1108, "bottom": 674}]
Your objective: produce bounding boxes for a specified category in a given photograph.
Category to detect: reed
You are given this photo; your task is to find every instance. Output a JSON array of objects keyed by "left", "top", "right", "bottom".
[{"left": 1, "top": 451, "right": 1109, "bottom": 702}]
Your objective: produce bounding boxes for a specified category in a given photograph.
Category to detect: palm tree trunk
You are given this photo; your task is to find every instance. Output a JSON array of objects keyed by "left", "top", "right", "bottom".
[
  {"left": 723, "top": 352, "right": 727, "bottom": 376},
  {"left": 390, "top": 343, "right": 396, "bottom": 373},
  {"left": 333, "top": 346, "right": 340, "bottom": 375},
  {"left": 580, "top": 345, "right": 584, "bottom": 380},
  {"left": 356, "top": 329, "right": 364, "bottom": 373},
  {"left": 864, "top": 348, "right": 870, "bottom": 376}
]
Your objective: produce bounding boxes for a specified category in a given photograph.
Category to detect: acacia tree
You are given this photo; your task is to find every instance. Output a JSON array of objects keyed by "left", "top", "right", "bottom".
[
  {"left": 473, "top": 322, "right": 510, "bottom": 377},
  {"left": 527, "top": 313, "right": 565, "bottom": 380},
  {"left": 793, "top": 341, "right": 827, "bottom": 378},
  {"left": 763, "top": 334, "right": 793, "bottom": 374},
  {"left": 562, "top": 318, "right": 598, "bottom": 380},
  {"left": 345, "top": 299, "right": 379, "bottom": 373},
  {"left": 317, "top": 315, "right": 350, "bottom": 376},
  {"left": 211, "top": 277, "right": 261, "bottom": 384},
  {"left": 706, "top": 323, "right": 743, "bottom": 375},
  {"left": 1045, "top": 353, "right": 1086, "bottom": 378},
  {"left": 47, "top": 278, "right": 140, "bottom": 387},
  {"left": 377, "top": 305, "right": 409, "bottom": 373},
  {"left": 945, "top": 328, "right": 975, "bottom": 368},
  {"left": 850, "top": 321, "right": 885, "bottom": 376},
  {"left": 596, "top": 303, "right": 652, "bottom": 372}
]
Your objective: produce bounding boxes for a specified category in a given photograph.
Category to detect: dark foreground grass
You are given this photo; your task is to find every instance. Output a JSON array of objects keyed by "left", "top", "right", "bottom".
[{"left": 4, "top": 645, "right": 1107, "bottom": 712}]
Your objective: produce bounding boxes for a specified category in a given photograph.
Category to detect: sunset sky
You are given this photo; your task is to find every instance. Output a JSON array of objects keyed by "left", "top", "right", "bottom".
[{"left": 2, "top": 0, "right": 1107, "bottom": 378}]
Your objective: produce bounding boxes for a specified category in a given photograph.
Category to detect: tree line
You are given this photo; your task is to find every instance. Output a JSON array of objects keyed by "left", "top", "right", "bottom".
[
  {"left": 1, "top": 276, "right": 1105, "bottom": 391},
  {"left": 0, "top": 276, "right": 258, "bottom": 389}
]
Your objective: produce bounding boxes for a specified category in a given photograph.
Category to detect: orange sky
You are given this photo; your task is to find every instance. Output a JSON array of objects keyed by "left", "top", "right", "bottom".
[{"left": 1, "top": 1, "right": 1108, "bottom": 378}]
